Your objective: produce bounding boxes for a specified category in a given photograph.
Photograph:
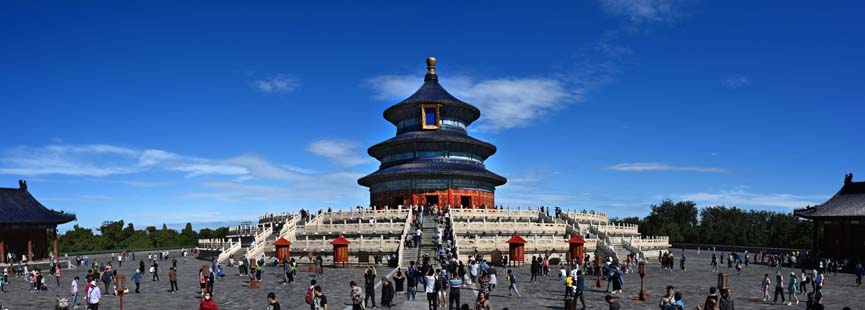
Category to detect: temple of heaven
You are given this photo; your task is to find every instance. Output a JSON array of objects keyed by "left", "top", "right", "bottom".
[{"left": 358, "top": 57, "right": 507, "bottom": 208}]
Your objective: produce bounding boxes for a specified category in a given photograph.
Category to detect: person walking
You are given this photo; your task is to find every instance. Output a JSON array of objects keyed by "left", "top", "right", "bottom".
[
  {"left": 856, "top": 263, "right": 864, "bottom": 287},
  {"left": 132, "top": 269, "right": 142, "bottom": 293},
  {"left": 575, "top": 270, "right": 586, "bottom": 310},
  {"left": 761, "top": 273, "right": 770, "bottom": 302},
  {"left": 169, "top": 267, "right": 179, "bottom": 293},
  {"left": 381, "top": 276, "right": 395, "bottom": 308},
  {"left": 787, "top": 272, "right": 799, "bottom": 306},
  {"left": 772, "top": 271, "right": 785, "bottom": 304},
  {"left": 88, "top": 280, "right": 101, "bottom": 310},
  {"left": 70, "top": 276, "right": 79, "bottom": 308},
  {"left": 530, "top": 256, "right": 540, "bottom": 283},
  {"left": 151, "top": 261, "right": 160, "bottom": 281},
  {"left": 507, "top": 269, "right": 520, "bottom": 297},
  {"left": 394, "top": 269, "right": 405, "bottom": 297}
]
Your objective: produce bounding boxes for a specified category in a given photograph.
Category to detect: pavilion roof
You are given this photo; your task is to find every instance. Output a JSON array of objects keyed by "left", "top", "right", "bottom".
[
  {"left": 0, "top": 181, "right": 76, "bottom": 226},
  {"left": 568, "top": 235, "right": 586, "bottom": 244},
  {"left": 506, "top": 234, "right": 527, "bottom": 244},
  {"left": 795, "top": 174, "right": 865, "bottom": 219},
  {"left": 331, "top": 235, "right": 351, "bottom": 245},
  {"left": 274, "top": 237, "right": 292, "bottom": 246}
]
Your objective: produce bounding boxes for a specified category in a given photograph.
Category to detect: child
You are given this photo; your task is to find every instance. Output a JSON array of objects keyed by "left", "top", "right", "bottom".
[{"left": 507, "top": 269, "right": 520, "bottom": 297}]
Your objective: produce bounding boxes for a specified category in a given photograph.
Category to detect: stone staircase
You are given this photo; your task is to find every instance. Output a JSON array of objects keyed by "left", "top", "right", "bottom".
[{"left": 415, "top": 214, "right": 440, "bottom": 264}]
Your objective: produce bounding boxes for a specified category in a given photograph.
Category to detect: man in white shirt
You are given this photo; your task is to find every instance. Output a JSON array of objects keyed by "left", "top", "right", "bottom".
[{"left": 88, "top": 280, "right": 101, "bottom": 310}]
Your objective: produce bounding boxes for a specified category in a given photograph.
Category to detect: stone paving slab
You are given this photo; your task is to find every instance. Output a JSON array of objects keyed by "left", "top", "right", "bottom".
[{"left": 1, "top": 249, "right": 864, "bottom": 309}]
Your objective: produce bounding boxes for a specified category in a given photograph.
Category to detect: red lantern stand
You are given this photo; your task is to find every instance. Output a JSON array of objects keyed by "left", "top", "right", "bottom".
[
  {"left": 717, "top": 272, "right": 728, "bottom": 290},
  {"left": 274, "top": 237, "right": 291, "bottom": 262},
  {"left": 249, "top": 260, "right": 259, "bottom": 288},
  {"left": 505, "top": 234, "right": 527, "bottom": 267},
  {"left": 567, "top": 235, "right": 585, "bottom": 267},
  {"left": 634, "top": 261, "right": 649, "bottom": 301},
  {"left": 332, "top": 235, "right": 351, "bottom": 268},
  {"left": 115, "top": 274, "right": 128, "bottom": 310}
]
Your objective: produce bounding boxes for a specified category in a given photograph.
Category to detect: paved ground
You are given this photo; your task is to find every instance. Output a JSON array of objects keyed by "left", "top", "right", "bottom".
[{"left": 1, "top": 249, "right": 863, "bottom": 309}]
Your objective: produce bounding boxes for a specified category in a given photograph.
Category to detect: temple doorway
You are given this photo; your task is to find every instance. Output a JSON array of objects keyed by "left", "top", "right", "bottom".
[
  {"left": 426, "top": 195, "right": 439, "bottom": 206},
  {"left": 461, "top": 196, "right": 472, "bottom": 208}
]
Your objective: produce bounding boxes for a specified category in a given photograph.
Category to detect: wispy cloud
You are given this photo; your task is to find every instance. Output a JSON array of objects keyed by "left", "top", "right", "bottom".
[
  {"left": 721, "top": 75, "right": 750, "bottom": 88},
  {"left": 598, "top": 0, "right": 694, "bottom": 25},
  {"left": 252, "top": 74, "right": 300, "bottom": 94},
  {"left": 678, "top": 189, "right": 826, "bottom": 209},
  {"left": 306, "top": 139, "right": 371, "bottom": 167},
  {"left": 0, "top": 143, "right": 369, "bottom": 206},
  {"left": 606, "top": 162, "right": 730, "bottom": 173},
  {"left": 367, "top": 75, "right": 576, "bottom": 131}
]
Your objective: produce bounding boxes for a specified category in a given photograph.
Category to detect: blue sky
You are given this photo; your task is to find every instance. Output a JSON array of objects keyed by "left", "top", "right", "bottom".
[{"left": 2, "top": 1, "right": 863, "bottom": 231}]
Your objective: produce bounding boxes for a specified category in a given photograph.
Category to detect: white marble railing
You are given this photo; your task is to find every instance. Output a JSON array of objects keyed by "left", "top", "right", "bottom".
[
  {"left": 595, "top": 222, "right": 640, "bottom": 236},
  {"left": 450, "top": 209, "right": 542, "bottom": 221},
  {"left": 246, "top": 224, "right": 274, "bottom": 259},
  {"left": 278, "top": 216, "right": 301, "bottom": 241},
  {"left": 297, "top": 222, "right": 405, "bottom": 235},
  {"left": 396, "top": 207, "right": 413, "bottom": 268},
  {"left": 627, "top": 236, "right": 670, "bottom": 249},
  {"left": 564, "top": 211, "right": 609, "bottom": 224},
  {"left": 198, "top": 238, "right": 228, "bottom": 250},
  {"left": 313, "top": 208, "right": 410, "bottom": 222},
  {"left": 296, "top": 235, "right": 401, "bottom": 253},
  {"left": 455, "top": 235, "right": 585, "bottom": 253},
  {"left": 451, "top": 221, "right": 567, "bottom": 235},
  {"left": 217, "top": 239, "right": 242, "bottom": 263}
]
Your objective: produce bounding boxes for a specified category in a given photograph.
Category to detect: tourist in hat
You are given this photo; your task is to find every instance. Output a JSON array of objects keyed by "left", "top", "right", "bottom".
[{"left": 88, "top": 280, "right": 101, "bottom": 310}]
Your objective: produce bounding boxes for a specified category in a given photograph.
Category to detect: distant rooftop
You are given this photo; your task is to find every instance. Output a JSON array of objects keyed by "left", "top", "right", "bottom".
[{"left": 795, "top": 173, "right": 865, "bottom": 219}]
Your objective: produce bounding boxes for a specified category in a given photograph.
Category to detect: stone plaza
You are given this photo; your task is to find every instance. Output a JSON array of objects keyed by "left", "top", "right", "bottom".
[{"left": 2, "top": 248, "right": 864, "bottom": 309}]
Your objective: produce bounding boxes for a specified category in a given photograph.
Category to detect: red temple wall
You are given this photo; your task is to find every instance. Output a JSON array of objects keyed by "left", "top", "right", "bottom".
[{"left": 371, "top": 188, "right": 495, "bottom": 208}]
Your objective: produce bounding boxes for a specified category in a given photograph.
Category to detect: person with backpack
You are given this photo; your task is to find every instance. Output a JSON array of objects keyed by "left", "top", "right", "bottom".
[
  {"left": 312, "top": 285, "right": 328, "bottom": 310},
  {"left": 305, "top": 279, "right": 318, "bottom": 307}
]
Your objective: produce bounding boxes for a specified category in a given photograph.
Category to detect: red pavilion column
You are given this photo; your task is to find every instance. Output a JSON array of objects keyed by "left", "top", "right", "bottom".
[
  {"left": 53, "top": 228, "right": 59, "bottom": 259},
  {"left": 0, "top": 240, "right": 5, "bottom": 263},
  {"left": 447, "top": 188, "right": 453, "bottom": 207},
  {"left": 27, "top": 239, "right": 33, "bottom": 260}
]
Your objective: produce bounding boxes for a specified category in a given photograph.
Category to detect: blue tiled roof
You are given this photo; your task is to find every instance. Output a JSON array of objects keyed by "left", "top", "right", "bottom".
[
  {"left": 0, "top": 187, "right": 76, "bottom": 225},
  {"left": 357, "top": 161, "right": 507, "bottom": 187}
]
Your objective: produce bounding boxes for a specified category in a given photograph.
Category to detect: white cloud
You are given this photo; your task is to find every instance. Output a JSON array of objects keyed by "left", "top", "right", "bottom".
[
  {"left": 366, "top": 75, "right": 576, "bottom": 131},
  {"left": 0, "top": 143, "right": 369, "bottom": 206},
  {"left": 1, "top": 144, "right": 303, "bottom": 179},
  {"left": 678, "top": 189, "right": 826, "bottom": 209},
  {"left": 306, "top": 139, "right": 371, "bottom": 167},
  {"left": 607, "top": 162, "right": 729, "bottom": 173},
  {"left": 599, "top": 0, "right": 692, "bottom": 25},
  {"left": 721, "top": 75, "right": 750, "bottom": 88},
  {"left": 252, "top": 74, "right": 300, "bottom": 94}
]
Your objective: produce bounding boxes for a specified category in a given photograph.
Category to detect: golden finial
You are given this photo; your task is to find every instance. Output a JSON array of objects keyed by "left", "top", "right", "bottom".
[{"left": 426, "top": 56, "right": 437, "bottom": 74}]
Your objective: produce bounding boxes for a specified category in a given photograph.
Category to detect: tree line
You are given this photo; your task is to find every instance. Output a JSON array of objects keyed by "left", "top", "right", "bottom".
[
  {"left": 613, "top": 199, "right": 812, "bottom": 249},
  {"left": 59, "top": 220, "right": 229, "bottom": 253}
]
